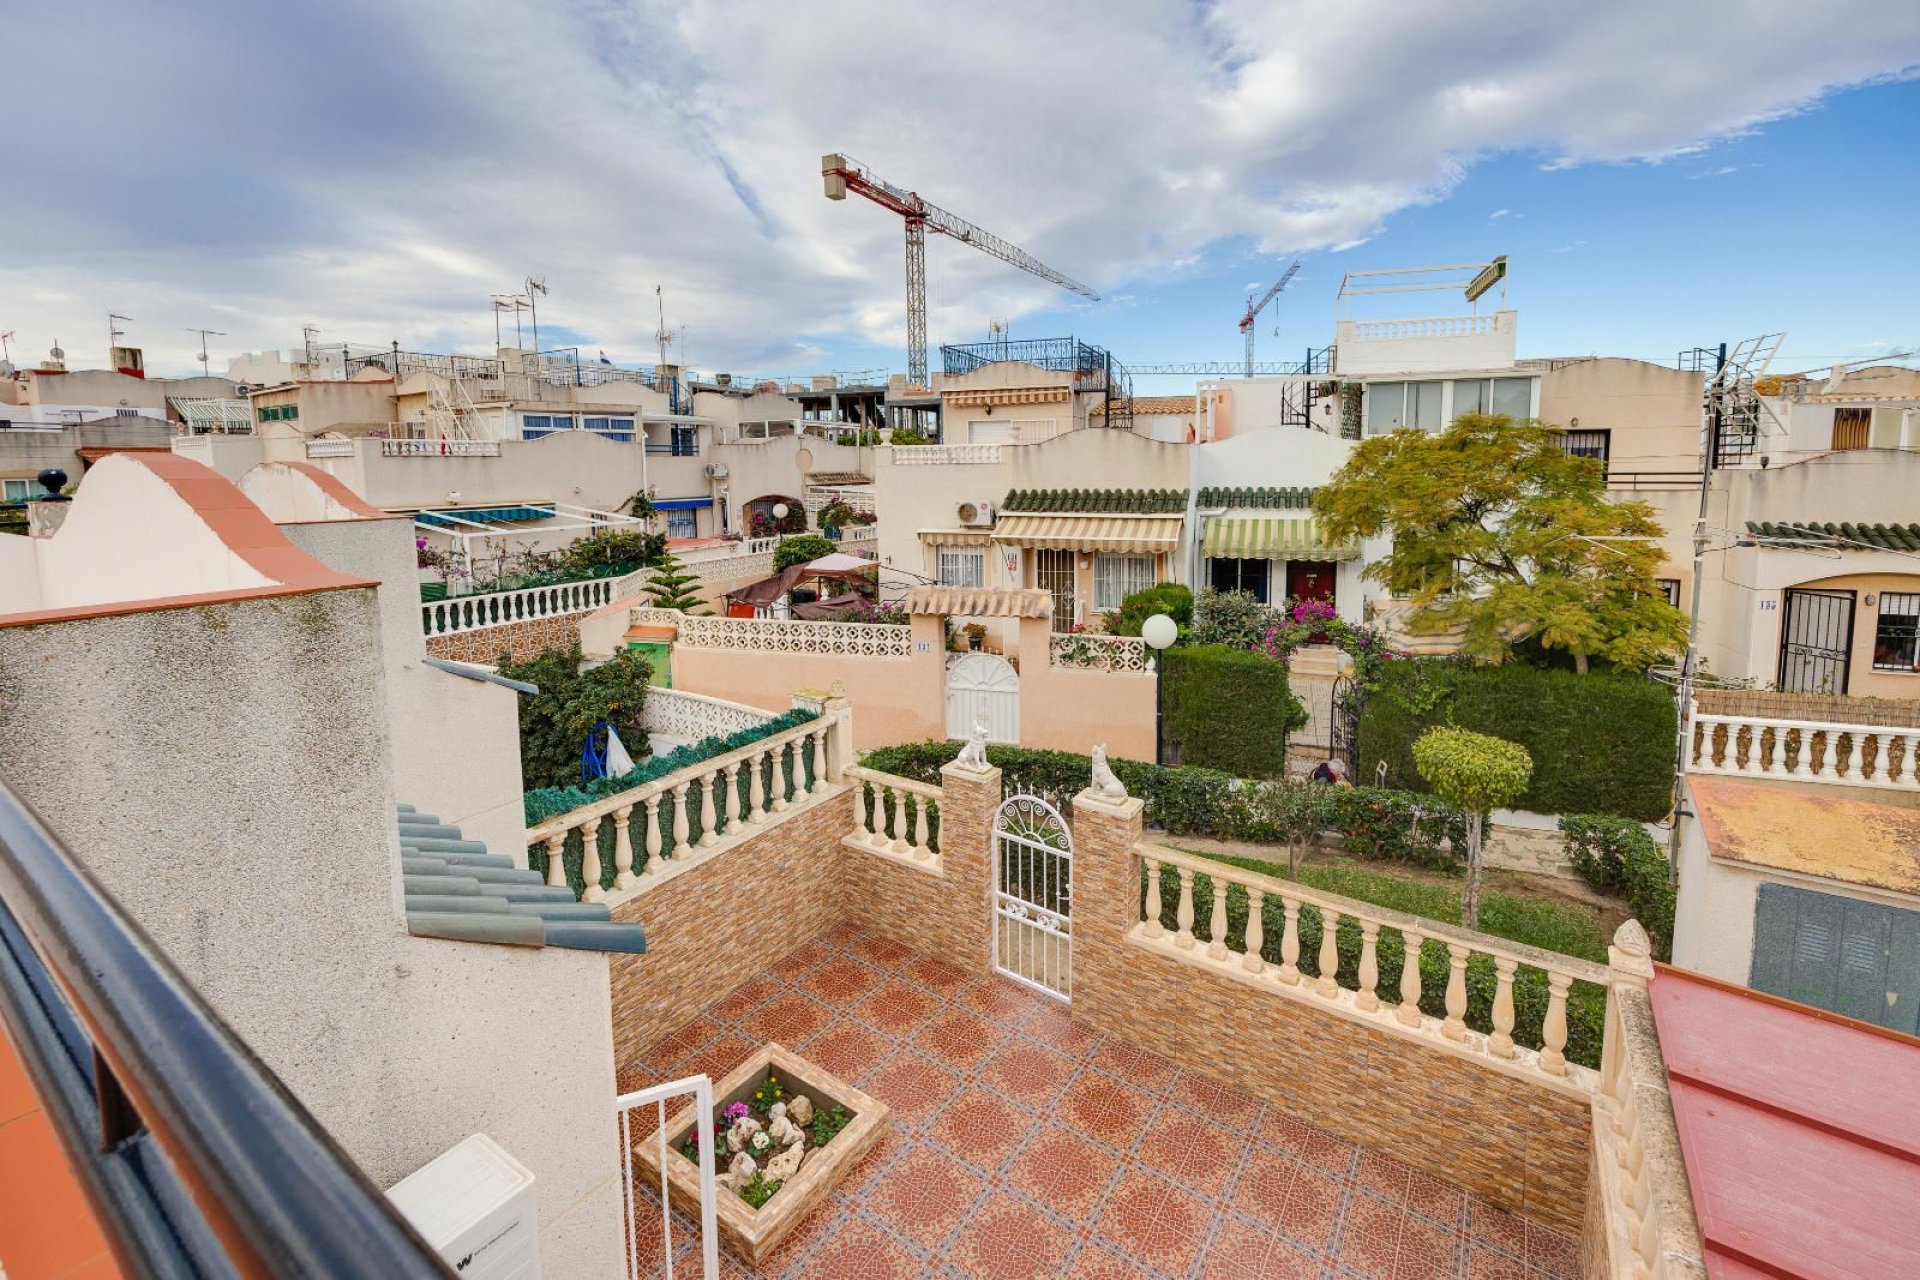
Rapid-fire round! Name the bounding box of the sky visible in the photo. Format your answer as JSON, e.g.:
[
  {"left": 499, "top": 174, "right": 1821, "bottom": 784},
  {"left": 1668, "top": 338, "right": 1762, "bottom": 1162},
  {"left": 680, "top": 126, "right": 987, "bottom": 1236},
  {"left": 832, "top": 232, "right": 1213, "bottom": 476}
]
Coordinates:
[{"left": 4, "top": 1, "right": 1918, "bottom": 385}]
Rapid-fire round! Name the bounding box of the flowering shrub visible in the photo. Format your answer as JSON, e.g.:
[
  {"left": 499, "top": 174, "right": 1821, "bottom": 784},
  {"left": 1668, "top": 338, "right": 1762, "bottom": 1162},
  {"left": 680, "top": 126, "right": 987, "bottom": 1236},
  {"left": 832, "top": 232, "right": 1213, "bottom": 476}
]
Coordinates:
[
  {"left": 842, "top": 597, "right": 908, "bottom": 625},
  {"left": 724, "top": 1101, "right": 751, "bottom": 1124},
  {"left": 750, "top": 1071, "right": 786, "bottom": 1115}
]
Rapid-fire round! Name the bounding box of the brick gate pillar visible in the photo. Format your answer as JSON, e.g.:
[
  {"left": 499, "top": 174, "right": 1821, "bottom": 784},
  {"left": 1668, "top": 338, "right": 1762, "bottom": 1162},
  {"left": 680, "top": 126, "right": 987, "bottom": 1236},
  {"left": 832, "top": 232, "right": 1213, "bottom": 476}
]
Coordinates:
[
  {"left": 1069, "top": 785, "right": 1145, "bottom": 1032},
  {"left": 938, "top": 759, "right": 1003, "bottom": 975}
]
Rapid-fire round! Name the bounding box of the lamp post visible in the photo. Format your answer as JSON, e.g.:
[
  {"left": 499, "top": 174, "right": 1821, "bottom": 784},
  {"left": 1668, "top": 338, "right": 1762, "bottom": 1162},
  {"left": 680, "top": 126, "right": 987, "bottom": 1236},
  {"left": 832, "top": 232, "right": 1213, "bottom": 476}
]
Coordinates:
[{"left": 1143, "top": 613, "right": 1179, "bottom": 766}]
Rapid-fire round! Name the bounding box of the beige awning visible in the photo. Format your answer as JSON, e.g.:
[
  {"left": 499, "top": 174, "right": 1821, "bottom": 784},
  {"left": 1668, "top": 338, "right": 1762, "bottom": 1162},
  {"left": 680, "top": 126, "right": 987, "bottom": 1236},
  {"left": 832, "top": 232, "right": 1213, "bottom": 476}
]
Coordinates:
[
  {"left": 917, "top": 528, "right": 993, "bottom": 547},
  {"left": 946, "top": 387, "right": 1070, "bottom": 408},
  {"left": 1203, "top": 515, "right": 1358, "bottom": 561},
  {"left": 990, "top": 514, "right": 1183, "bottom": 554},
  {"left": 905, "top": 587, "right": 1054, "bottom": 618}
]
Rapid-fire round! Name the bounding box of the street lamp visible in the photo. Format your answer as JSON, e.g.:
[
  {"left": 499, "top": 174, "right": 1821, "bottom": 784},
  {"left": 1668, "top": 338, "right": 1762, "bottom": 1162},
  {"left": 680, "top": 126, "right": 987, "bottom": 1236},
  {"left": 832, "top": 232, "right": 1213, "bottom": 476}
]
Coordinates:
[{"left": 1143, "top": 613, "right": 1179, "bottom": 766}]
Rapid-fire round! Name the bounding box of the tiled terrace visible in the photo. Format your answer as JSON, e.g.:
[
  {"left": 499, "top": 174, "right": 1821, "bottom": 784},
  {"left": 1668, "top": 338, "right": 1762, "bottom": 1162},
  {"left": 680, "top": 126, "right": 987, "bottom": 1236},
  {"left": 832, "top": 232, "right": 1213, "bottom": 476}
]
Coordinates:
[{"left": 620, "top": 921, "right": 1579, "bottom": 1280}]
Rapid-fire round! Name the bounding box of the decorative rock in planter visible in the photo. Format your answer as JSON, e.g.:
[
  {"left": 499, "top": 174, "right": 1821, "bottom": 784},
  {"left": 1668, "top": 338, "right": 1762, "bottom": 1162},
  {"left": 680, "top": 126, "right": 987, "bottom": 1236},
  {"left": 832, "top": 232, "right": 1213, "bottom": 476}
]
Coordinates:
[{"left": 632, "top": 1043, "right": 891, "bottom": 1267}]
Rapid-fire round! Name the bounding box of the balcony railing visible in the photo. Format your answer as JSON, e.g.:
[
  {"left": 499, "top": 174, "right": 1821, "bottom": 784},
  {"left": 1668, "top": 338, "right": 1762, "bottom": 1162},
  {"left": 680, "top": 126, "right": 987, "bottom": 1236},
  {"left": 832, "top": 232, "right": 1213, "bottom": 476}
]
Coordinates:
[
  {"left": 382, "top": 438, "right": 502, "bottom": 458},
  {"left": 0, "top": 781, "right": 454, "bottom": 1276},
  {"left": 422, "top": 578, "right": 617, "bottom": 637},
  {"left": 525, "top": 712, "right": 842, "bottom": 901},
  {"left": 305, "top": 437, "right": 355, "bottom": 458},
  {"left": 891, "top": 444, "right": 1003, "bottom": 466},
  {"left": 639, "top": 608, "right": 912, "bottom": 658},
  {"left": 843, "top": 766, "right": 943, "bottom": 871},
  {"left": 1344, "top": 314, "right": 1506, "bottom": 342},
  {"left": 1688, "top": 700, "right": 1920, "bottom": 790}
]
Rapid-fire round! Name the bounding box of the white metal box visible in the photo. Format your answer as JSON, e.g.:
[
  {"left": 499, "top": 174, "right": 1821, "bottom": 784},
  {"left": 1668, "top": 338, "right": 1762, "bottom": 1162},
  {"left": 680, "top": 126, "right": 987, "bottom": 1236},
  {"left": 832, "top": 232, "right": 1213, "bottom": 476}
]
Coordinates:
[{"left": 387, "top": 1132, "right": 541, "bottom": 1280}]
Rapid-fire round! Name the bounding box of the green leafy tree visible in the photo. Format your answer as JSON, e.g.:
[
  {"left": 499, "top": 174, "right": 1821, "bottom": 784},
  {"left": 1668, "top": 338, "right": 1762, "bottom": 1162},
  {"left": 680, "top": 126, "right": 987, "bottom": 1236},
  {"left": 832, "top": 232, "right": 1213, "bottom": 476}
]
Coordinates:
[
  {"left": 1111, "top": 583, "right": 1194, "bottom": 637},
  {"left": 497, "top": 643, "right": 652, "bottom": 789},
  {"left": 773, "top": 534, "right": 837, "bottom": 572},
  {"left": 1411, "top": 725, "right": 1532, "bottom": 928},
  {"left": 643, "top": 551, "right": 707, "bottom": 612},
  {"left": 1312, "top": 414, "right": 1687, "bottom": 674},
  {"left": 557, "top": 528, "right": 666, "bottom": 577},
  {"left": 1188, "top": 589, "right": 1275, "bottom": 648}
]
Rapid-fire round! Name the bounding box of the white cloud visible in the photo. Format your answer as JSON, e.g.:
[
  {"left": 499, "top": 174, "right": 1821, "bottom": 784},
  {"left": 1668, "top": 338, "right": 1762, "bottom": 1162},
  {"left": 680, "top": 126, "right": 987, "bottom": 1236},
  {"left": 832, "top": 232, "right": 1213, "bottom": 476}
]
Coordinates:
[{"left": 4, "top": 0, "right": 1918, "bottom": 375}]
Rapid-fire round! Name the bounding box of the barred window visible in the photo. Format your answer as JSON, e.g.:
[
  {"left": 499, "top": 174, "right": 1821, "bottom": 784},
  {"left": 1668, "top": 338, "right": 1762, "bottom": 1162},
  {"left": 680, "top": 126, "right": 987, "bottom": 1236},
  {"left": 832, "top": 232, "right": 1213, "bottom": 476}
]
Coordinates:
[
  {"left": 1094, "top": 554, "right": 1156, "bottom": 610},
  {"left": 938, "top": 547, "right": 984, "bottom": 588},
  {"left": 1873, "top": 592, "right": 1920, "bottom": 673}
]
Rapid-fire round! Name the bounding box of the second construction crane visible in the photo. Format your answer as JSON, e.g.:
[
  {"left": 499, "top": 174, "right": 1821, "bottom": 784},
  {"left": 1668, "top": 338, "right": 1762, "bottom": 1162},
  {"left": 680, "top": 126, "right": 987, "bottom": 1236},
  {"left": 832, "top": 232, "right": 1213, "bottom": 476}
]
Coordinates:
[
  {"left": 822, "top": 154, "right": 1099, "bottom": 388},
  {"left": 1239, "top": 259, "right": 1300, "bottom": 378}
]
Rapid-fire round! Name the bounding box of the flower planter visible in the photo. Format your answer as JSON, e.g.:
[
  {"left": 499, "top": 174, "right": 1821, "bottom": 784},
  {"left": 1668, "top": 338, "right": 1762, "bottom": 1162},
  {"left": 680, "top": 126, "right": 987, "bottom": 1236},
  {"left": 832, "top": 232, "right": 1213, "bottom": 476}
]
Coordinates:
[{"left": 630, "top": 1043, "right": 889, "bottom": 1267}]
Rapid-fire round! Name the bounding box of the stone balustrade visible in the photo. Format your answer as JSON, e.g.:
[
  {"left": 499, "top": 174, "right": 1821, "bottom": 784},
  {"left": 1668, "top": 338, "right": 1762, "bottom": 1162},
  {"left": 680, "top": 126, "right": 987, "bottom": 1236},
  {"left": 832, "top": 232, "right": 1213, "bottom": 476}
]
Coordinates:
[
  {"left": 890, "top": 444, "right": 1003, "bottom": 465},
  {"left": 1689, "top": 700, "right": 1919, "bottom": 790},
  {"left": 421, "top": 578, "right": 617, "bottom": 637},
  {"left": 524, "top": 713, "right": 843, "bottom": 903},
  {"left": 842, "top": 766, "right": 942, "bottom": 873},
  {"left": 1132, "top": 844, "right": 1608, "bottom": 1093},
  {"left": 1590, "top": 924, "right": 1707, "bottom": 1279},
  {"left": 380, "top": 437, "right": 502, "bottom": 457},
  {"left": 304, "top": 437, "right": 354, "bottom": 458}
]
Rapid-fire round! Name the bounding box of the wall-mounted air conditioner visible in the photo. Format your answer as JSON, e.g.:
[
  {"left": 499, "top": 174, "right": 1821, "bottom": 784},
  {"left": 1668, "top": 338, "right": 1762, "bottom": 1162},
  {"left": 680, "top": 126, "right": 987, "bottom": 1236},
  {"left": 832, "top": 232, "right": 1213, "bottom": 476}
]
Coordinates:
[
  {"left": 956, "top": 500, "right": 995, "bottom": 527},
  {"left": 387, "top": 1133, "right": 540, "bottom": 1279},
  {"left": 705, "top": 462, "right": 729, "bottom": 479}
]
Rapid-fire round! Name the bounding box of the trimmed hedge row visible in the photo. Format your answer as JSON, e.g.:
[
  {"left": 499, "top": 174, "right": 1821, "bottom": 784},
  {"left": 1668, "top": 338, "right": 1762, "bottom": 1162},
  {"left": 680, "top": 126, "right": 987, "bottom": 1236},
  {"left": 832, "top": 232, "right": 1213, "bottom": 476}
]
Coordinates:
[
  {"left": 857, "top": 742, "right": 1469, "bottom": 869},
  {"left": 1560, "top": 815, "right": 1677, "bottom": 960},
  {"left": 1356, "top": 660, "right": 1676, "bottom": 821},
  {"left": 1161, "top": 645, "right": 1305, "bottom": 779}
]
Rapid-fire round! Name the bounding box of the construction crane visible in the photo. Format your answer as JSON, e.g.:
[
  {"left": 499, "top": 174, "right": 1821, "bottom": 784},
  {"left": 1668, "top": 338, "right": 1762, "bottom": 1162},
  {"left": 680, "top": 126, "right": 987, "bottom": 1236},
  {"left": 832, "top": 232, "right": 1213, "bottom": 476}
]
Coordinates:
[
  {"left": 1238, "top": 259, "right": 1300, "bottom": 378},
  {"left": 822, "top": 153, "right": 1099, "bottom": 388}
]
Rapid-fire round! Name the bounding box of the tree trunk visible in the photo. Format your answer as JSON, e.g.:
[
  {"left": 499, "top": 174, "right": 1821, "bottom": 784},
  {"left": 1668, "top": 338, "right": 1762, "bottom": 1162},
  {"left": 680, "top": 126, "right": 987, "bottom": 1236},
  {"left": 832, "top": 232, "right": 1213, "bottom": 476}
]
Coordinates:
[
  {"left": 1462, "top": 809, "right": 1485, "bottom": 930},
  {"left": 1573, "top": 650, "right": 1590, "bottom": 675}
]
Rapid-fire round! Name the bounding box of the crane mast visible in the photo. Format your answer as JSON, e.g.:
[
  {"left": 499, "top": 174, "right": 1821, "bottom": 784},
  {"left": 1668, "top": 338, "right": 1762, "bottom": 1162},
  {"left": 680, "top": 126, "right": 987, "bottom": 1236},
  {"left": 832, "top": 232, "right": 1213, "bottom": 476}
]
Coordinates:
[
  {"left": 823, "top": 153, "right": 1099, "bottom": 387},
  {"left": 1238, "top": 259, "right": 1301, "bottom": 379}
]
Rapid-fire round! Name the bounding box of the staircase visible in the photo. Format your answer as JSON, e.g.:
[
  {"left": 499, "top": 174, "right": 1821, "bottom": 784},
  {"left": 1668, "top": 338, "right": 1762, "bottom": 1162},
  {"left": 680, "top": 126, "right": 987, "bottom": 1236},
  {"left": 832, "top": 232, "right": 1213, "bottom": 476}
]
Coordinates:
[{"left": 397, "top": 804, "right": 646, "bottom": 954}]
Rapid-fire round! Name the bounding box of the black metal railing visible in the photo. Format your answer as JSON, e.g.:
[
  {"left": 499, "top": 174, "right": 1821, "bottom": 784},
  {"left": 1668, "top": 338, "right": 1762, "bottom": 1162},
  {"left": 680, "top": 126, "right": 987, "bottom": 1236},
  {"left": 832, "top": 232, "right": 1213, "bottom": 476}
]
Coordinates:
[{"left": 0, "top": 782, "right": 456, "bottom": 1279}]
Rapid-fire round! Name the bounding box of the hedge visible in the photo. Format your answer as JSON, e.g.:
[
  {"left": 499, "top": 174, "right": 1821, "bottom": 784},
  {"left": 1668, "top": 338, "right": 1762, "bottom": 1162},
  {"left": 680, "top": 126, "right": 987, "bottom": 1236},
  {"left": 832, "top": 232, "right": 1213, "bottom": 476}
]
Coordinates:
[
  {"left": 1560, "top": 814, "right": 1676, "bottom": 960},
  {"left": 499, "top": 645, "right": 653, "bottom": 791},
  {"left": 1355, "top": 660, "right": 1676, "bottom": 820},
  {"left": 857, "top": 741, "right": 1468, "bottom": 870},
  {"left": 1160, "top": 645, "right": 1305, "bottom": 779}
]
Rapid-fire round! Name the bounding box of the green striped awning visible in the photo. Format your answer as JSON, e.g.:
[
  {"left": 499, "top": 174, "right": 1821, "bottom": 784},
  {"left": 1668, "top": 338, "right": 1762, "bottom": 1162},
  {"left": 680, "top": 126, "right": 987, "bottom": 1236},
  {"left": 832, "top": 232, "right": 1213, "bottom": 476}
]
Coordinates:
[{"left": 1203, "top": 515, "right": 1359, "bottom": 561}]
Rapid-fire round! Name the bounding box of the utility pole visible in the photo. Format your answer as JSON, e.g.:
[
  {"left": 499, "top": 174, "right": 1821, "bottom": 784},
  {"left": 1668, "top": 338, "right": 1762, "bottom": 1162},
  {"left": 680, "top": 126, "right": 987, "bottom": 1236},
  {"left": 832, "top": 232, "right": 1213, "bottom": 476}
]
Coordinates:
[{"left": 1668, "top": 342, "right": 1726, "bottom": 878}]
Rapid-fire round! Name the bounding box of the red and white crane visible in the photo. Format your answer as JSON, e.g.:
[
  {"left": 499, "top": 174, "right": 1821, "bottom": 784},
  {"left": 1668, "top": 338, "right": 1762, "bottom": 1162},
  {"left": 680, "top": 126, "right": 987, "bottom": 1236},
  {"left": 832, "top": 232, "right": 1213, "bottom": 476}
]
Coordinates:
[
  {"left": 1238, "top": 259, "right": 1300, "bottom": 379},
  {"left": 822, "top": 153, "right": 1099, "bottom": 388}
]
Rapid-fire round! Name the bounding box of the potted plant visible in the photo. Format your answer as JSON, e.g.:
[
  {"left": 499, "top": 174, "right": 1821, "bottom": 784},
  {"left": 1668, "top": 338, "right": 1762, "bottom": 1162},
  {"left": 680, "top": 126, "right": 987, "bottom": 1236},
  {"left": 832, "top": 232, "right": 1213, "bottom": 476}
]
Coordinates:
[{"left": 964, "top": 623, "right": 988, "bottom": 651}]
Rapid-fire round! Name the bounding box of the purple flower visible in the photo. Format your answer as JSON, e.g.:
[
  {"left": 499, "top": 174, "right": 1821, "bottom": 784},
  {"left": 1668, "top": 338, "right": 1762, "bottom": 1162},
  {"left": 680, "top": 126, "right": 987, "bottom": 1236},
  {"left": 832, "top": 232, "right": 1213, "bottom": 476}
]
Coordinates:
[{"left": 724, "top": 1102, "right": 751, "bottom": 1123}]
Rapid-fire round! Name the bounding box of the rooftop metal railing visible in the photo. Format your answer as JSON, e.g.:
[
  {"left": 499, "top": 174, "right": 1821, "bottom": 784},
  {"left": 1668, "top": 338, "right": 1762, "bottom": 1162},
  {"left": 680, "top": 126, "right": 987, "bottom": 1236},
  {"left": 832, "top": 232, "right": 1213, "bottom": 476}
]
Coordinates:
[{"left": 0, "top": 780, "right": 455, "bottom": 1278}]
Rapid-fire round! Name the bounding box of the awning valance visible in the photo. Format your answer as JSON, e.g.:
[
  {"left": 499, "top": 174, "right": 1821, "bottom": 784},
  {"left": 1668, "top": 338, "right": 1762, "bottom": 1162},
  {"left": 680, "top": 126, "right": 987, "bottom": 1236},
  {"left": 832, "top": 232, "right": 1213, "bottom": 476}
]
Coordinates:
[
  {"left": 906, "top": 586, "right": 1053, "bottom": 618},
  {"left": 918, "top": 528, "right": 993, "bottom": 547},
  {"left": 1203, "top": 515, "right": 1358, "bottom": 561},
  {"left": 990, "top": 514, "right": 1182, "bottom": 554}
]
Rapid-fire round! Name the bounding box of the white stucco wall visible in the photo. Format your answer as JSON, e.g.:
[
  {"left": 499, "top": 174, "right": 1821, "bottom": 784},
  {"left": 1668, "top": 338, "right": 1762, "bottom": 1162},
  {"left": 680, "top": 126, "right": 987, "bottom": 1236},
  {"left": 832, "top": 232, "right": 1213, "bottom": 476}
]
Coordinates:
[{"left": 0, "top": 591, "right": 624, "bottom": 1277}]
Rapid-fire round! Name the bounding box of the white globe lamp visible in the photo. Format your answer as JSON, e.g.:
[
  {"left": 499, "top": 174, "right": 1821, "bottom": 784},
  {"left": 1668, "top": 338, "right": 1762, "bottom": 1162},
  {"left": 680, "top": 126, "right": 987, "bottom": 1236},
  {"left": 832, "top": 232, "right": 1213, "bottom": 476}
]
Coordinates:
[{"left": 1142, "top": 613, "right": 1179, "bottom": 651}]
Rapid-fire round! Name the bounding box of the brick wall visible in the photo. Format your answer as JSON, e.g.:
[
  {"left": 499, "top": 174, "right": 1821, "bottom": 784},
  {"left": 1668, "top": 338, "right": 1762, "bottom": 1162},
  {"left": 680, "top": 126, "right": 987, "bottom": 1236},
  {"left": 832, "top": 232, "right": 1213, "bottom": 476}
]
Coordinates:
[
  {"left": 843, "top": 764, "right": 1000, "bottom": 977},
  {"left": 1067, "top": 791, "right": 1592, "bottom": 1232},
  {"left": 424, "top": 612, "right": 586, "bottom": 664},
  {"left": 608, "top": 790, "right": 854, "bottom": 1069}
]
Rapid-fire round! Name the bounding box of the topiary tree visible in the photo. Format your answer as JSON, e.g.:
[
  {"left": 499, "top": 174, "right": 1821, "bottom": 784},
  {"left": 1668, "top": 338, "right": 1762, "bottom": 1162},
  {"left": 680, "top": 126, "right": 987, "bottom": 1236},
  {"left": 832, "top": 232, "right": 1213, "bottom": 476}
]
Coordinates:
[
  {"left": 773, "top": 534, "right": 837, "bottom": 572},
  {"left": 644, "top": 551, "right": 706, "bottom": 612},
  {"left": 1411, "top": 725, "right": 1532, "bottom": 928}
]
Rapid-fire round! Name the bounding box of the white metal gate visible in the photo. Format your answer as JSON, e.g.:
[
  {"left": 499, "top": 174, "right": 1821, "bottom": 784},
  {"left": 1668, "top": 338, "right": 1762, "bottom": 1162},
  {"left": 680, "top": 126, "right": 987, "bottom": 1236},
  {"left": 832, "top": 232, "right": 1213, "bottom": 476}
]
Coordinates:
[
  {"left": 992, "top": 794, "right": 1072, "bottom": 1000},
  {"left": 946, "top": 652, "right": 1019, "bottom": 744}
]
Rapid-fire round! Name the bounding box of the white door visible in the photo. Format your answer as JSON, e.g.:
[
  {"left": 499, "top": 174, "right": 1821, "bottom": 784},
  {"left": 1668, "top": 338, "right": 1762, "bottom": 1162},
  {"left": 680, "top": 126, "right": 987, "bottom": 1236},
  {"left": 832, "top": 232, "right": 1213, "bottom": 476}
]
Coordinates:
[
  {"left": 967, "top": 419, "right": 1019, "bottom": 445},
  {"left": 946, "top": 652, "right": 1019, "bottom": 744}
]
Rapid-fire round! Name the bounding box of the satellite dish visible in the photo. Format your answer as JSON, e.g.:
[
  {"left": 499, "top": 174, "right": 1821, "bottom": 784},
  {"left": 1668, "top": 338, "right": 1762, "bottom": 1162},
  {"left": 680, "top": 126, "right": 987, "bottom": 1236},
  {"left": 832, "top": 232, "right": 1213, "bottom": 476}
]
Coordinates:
[
  {"left": 0, "top": 360, "right": 14, "bottom": 377},
  {"left": 49, "top": 345, "right": 65, "bottom": 361}
]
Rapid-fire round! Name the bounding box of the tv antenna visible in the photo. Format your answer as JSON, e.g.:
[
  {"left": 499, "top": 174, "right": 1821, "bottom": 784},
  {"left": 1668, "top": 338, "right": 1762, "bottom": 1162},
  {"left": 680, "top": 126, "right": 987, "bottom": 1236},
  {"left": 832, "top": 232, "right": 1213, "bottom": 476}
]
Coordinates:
[
  {"left": 0, "top": 331, "right": 14, "bottom": 364},
  {"left": 184, "top": 327, "right": 227, "bottom": 377},
  {"left": 654, "top": 285, "right": 675, "bottom": 368},
  {"left": 108, "top": 312, "right": 133, "bottom": 358}
]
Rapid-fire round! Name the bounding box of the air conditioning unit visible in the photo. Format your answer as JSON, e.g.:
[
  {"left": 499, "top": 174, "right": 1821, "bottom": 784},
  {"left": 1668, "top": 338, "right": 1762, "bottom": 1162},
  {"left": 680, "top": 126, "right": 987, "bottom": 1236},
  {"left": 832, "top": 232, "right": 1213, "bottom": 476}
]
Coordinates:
[
  {"left": 956, "top": 500, "right": 995, "bottom": 527},
  {"left": 387, "top": 1133, "right": 540, "bottom": 1280},
  {"left": 705, "top": 462, "right": 729, "bottom": 479}
]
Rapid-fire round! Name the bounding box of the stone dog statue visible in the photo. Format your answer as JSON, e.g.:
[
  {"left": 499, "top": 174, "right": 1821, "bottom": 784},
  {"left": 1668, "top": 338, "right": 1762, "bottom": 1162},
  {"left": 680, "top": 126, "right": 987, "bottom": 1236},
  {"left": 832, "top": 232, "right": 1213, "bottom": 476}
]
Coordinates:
[
  {"left": 955, "top": 714, "right": 992, "bottom": 772},
  {"left": 1090, "top": 744, "right": 1128, "bottom": 800}
]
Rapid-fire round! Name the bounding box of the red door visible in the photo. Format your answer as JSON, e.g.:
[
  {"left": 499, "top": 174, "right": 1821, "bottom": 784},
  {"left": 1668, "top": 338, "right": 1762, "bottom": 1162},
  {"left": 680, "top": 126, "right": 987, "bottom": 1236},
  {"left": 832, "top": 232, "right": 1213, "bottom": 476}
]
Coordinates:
[{"left": 1286, "top": 561, "right": 1337, "bottom": 608}]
